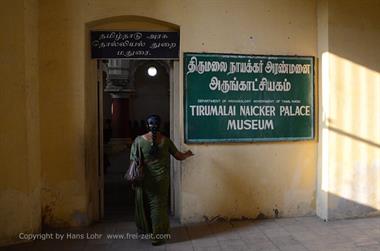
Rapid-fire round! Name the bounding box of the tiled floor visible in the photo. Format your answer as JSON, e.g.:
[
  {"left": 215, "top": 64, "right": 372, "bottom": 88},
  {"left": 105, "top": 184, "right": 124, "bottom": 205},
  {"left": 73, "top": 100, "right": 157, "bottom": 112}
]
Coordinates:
[{"left": 3, "top": 216, "right": 380, "bottom": 251}]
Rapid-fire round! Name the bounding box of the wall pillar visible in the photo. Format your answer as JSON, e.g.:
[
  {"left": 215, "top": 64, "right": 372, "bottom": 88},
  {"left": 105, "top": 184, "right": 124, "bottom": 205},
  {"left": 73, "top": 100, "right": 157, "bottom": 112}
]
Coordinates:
[
  {"left": 316, "top": 0, "right": 329, "bottom": 221},
  {"left": 0, "top": 0, "right": 40, "bottom": 246},
  {"left": 317, "top": 0, "right": 380, "bottom": 220}
]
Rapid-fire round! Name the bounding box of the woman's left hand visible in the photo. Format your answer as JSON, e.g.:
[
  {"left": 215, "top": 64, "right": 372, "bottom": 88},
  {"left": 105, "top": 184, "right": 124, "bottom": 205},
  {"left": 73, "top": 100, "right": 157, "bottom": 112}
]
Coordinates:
[
  {"left": 184, "top": 150, "right": 194, "bottom": 158},
  {"left": 175, "top": 150, "right": 194, "bottom": 160}
]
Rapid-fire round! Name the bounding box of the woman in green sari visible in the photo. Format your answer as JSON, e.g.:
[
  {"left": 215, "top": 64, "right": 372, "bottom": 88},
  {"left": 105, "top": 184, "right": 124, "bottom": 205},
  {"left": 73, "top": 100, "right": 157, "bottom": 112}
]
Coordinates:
[{"left": 130, "top": 114, "right": 193, "bottom": 245}]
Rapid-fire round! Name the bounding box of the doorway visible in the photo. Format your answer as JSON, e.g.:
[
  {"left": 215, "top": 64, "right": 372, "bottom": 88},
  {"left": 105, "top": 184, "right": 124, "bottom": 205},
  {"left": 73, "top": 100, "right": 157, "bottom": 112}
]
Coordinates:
[{"left": 99, "top": 59, "right": 171, "bottom": 220}]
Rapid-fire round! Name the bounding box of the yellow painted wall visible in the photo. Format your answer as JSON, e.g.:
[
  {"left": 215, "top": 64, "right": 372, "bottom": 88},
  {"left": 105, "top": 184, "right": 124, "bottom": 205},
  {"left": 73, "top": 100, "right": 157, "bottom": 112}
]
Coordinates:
[
  {"left": 38, "top": 0, "right": 318, "bottom": 225},
  {"left": 0, "top": 0, "right": 40, "bottom": 246},
  {"left": 317, "top": 0, "right": 380, "bottom": 219},
  {"left": 38, "top": 0, "right": 89, "bottom": 227}
]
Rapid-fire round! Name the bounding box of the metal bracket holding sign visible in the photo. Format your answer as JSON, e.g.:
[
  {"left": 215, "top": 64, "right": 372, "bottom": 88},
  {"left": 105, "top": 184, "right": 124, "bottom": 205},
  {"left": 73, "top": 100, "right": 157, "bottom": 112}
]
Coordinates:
[
  {"left": 91, "top": 31, "right": 179, "bottom": 59},
  {"left": 184, "top": 53, "right": 315, "bottom": 143}
]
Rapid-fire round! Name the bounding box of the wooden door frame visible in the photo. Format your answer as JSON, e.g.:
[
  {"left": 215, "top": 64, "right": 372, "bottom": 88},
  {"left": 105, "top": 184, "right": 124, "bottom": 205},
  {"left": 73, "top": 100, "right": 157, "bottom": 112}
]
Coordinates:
[
  {"left": 94, "top": 59, "right": 181, "bottom": 220},
  {"left": 85, "top": 16, "right": 181, "bottom": 223}
]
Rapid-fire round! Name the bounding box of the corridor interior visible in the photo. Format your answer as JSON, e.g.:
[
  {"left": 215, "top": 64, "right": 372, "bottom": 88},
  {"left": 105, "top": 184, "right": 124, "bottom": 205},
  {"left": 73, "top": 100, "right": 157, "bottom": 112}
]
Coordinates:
[{"left": 101, "top": 59, "right": 170, "bottom": 220}]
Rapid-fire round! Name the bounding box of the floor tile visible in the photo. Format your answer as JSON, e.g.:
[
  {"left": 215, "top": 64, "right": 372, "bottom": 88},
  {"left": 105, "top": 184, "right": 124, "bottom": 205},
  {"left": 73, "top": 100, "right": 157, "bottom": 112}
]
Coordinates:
[{"left": 2, "top": 216, "right": 380, "bottom": 251}]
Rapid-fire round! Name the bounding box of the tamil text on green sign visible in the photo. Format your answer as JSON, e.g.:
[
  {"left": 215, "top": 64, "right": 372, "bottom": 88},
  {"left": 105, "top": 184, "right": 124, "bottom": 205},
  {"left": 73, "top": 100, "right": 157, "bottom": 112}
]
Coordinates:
[{"left": 184, "top": 53, "right": 315, "bottom": 143}]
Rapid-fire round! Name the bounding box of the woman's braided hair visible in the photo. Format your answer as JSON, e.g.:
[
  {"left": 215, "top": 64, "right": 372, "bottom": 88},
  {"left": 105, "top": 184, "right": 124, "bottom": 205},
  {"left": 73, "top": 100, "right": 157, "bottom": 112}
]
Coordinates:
[{"left": 146, "top": 114, "right": 161, "bottom": 156}]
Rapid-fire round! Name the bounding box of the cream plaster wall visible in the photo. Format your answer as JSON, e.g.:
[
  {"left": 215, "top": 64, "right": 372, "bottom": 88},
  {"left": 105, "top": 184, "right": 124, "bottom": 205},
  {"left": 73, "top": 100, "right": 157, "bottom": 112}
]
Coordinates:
[
  {"left": 0, "top": 0, "right": 40, "bottom": 246},
  {"left": 38, "top": 0, "right": 318, "bottom": 225},
  {"left": 317, "top": 0, "right": 380, "bottom": 220},
  {"left": 316, "top": 0, "right": 329, "bottom": 220}
]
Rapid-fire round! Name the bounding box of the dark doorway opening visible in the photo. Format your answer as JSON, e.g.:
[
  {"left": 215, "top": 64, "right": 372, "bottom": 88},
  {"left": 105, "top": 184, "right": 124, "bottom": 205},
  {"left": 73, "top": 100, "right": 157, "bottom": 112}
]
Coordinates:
[{"left": 100, "top": 59, "right": 170, "bottom": 220}]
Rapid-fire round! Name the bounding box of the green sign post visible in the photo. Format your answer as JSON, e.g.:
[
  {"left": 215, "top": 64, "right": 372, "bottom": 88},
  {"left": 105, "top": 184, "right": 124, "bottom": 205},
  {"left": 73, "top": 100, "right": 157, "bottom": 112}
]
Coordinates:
[{"left": 184, "top": 53, "right": 314, "bottom": 143}]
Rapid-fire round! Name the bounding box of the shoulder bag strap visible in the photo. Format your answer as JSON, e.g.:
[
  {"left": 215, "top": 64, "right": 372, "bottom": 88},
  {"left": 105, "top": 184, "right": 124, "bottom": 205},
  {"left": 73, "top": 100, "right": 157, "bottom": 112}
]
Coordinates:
[{"left": 137, "top": 136, "right": 143, "bottom": 162}]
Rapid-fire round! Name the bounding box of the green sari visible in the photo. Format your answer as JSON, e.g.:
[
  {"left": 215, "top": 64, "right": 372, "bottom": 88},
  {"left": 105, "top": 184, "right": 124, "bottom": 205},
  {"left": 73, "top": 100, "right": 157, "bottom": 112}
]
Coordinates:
[{"left": 130, "top": 135, "right": 178, "bottom": 243}]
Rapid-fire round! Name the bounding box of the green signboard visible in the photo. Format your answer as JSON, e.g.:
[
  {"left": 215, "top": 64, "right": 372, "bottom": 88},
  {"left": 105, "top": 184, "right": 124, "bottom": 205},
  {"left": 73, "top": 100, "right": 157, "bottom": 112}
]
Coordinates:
[{"left": 184, "top": 53, "right": 314, "bottom": 143}]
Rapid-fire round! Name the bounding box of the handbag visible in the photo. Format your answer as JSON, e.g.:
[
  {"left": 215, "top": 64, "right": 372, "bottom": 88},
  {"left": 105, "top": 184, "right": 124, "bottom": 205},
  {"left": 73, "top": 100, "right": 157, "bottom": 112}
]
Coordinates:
[{"left": 124, "top": 137, "right": 144, "bottom": 183}]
